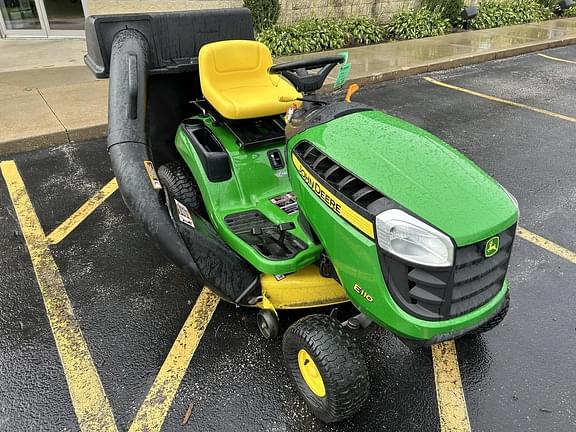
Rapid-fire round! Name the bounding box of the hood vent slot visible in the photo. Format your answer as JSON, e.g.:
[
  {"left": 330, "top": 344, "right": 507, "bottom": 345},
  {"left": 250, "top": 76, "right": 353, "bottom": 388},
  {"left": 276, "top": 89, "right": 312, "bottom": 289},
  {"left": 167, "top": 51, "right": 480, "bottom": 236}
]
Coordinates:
[{"left": 294, "top": 141, "right": 385, "bottom": 214}]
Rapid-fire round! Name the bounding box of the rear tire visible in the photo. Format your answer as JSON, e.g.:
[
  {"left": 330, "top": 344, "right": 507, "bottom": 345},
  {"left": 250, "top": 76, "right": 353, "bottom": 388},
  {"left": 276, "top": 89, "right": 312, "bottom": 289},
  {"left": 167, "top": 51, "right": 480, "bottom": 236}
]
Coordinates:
[
  {"left": 157, "top": 160, "right": 259, "bottom": 302},
  {"left": 282, "top": 314, "right": 369, "bottom": 423},
  {"left": 470, "top": 291, "right": 510, "bottom": 335},
  {"left": 157, "top": 161, "right": 204, "bottom": 215}
]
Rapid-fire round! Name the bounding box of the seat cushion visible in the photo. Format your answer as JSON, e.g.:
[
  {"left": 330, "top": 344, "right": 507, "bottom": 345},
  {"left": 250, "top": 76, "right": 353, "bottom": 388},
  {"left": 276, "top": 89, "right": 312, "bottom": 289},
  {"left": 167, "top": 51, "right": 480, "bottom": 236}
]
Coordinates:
[
  {"left": 209, "top": 78, "right": 300, "bottom": 120},
  {"left": 199, "top": 40, "right": 301, "bottom": 120}
]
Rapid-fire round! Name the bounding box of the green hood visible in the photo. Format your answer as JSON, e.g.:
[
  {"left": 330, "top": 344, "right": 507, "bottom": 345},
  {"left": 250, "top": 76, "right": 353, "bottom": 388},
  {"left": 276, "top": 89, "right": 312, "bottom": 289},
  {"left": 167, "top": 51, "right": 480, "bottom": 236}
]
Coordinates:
[{"left": 294, "top": 110, "right": 518, "bottom": 246}]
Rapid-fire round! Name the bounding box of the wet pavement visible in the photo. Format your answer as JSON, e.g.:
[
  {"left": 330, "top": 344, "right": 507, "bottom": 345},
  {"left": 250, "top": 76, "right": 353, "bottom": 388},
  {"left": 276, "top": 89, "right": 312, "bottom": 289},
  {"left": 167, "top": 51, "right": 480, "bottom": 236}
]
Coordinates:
[{"left": 1, "top": 45, "right": 576, "bottom": 431}]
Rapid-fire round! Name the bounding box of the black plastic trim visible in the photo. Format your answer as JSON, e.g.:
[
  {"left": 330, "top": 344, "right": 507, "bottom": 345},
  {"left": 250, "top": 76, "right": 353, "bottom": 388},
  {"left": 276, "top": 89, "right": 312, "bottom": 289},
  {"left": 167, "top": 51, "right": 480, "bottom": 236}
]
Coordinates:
[
  {"left": 379, "top": 224, "right": 516, "bottom": 321},
  {"left": 84, "top": 9, "right": 254, "bottom": 78},
  {"left": 181, "top": 120, "right": 231, "bottom": 182},
  {"left": 293, "top": 141, "right": 394, "bottom": 222},
  {"left": 225, "top": 210, "right": 307, "bottom": 260},
  {"left": 106, "top": 28, "right": 202, "bottom": 278},
  {"left": 297, "top": 213, "right": 320, "bottom": 244},
  {"left": 223, "top": 116, "right": 285, "bottom": 148},
  {"left": 398, "top": 289, "right": 508, "bottom": 347},
  {"left": 98, "top": 16, "right": 259, "bottom": 305},
  {"left": 267, "top": 149, "right": 285, "bottom": 170},
  {"left": 286, "top": 101, "right": 372, "bottom": 139}
]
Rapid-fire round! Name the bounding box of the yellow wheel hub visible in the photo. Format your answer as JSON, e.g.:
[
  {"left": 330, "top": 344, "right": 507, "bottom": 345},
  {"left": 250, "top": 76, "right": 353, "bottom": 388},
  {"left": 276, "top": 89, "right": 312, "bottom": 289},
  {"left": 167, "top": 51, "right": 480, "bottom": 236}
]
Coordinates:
[{"left": 297, "top": 349, "right": 326, "bottom": 397}]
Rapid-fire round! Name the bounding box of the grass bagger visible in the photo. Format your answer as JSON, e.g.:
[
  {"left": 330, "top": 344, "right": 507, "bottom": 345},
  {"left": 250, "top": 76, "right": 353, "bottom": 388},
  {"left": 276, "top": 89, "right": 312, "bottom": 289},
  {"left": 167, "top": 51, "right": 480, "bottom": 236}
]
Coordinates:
[{"left": 85, "top": 8, "right": 518, "bottom": 423}]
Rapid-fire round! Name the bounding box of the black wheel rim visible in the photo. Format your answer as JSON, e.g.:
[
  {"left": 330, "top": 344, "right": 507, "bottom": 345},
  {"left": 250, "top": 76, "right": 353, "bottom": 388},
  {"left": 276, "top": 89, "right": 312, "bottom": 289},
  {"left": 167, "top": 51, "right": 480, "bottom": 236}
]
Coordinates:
[{"left": 257, "top": 313, "right": 271, "bottom": 338}]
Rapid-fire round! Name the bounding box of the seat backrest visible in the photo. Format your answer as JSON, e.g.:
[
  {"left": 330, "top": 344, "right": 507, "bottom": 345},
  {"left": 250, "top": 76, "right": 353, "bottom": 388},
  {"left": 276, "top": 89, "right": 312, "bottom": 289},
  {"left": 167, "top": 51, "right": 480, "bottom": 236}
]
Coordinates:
[{"left": 199, "top": 40, "right": 273, "bottom": 92}]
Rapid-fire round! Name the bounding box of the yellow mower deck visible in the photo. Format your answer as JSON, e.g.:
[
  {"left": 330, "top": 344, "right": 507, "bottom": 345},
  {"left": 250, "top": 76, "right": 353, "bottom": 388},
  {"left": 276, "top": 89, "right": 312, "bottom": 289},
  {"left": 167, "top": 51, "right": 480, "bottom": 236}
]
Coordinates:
[{"left": 257, "top": 265, "right": 348, "bottom": 312}]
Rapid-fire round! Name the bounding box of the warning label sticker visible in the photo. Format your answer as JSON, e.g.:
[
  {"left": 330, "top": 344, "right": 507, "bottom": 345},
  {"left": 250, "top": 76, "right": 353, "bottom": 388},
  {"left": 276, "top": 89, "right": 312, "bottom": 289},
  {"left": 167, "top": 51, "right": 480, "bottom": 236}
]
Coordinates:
[
  {"left": 270, "top": 192, "right": 298, "bottom": 215},
  {"left": 175, "top": 199, "right": 195, "bottom": 228},
  {"left": 143, "top": 160, "right": 162, "bottom": 190}
]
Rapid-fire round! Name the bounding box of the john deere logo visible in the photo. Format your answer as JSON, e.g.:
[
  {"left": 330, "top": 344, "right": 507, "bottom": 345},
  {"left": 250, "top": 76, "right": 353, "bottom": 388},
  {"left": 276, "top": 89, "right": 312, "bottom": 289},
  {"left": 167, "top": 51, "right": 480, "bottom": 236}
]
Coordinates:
[{"left": 485, "top": 236, "right": 500, "bottom": 258}]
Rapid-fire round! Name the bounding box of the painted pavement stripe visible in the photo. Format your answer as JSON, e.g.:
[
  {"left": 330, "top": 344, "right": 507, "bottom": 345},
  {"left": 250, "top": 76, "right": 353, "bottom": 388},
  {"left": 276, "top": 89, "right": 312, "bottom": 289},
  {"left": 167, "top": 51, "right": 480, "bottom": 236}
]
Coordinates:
[
  {"left": 429, "top": 225, "right": 576, "bottom": 432},
  {"left": 0, "top": 160, "right": 118, "bottom": 432},
  {"left": 432, "top": 341, "right": 472, "bottom": 432},
  {"left": 537, "top": 53, "right": 576, "bottom": 65},
  {"left": 517, "top": 226, "right": 576, "bottom": 264},
  {"left": 46, "top": 178, "right": 118, "bottom": 245},
  {"left": 423, "top": 77, "right": 576, "bottom": 124},
  {"left": 128, "top": 288, "right": 220, "bottom": 432},
  {"left": 16, "top": 157, "right": 576, "bottom": 432}
]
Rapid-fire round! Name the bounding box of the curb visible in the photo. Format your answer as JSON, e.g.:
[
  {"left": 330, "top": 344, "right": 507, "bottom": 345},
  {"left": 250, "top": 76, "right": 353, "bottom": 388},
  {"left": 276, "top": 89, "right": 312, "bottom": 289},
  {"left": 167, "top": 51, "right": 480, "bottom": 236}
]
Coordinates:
[
  {"left": 2, "top": 36, "right": 576, "bottom": 156},
  {"left": 0, "top": 124, "right": 107, "bottom": 157},
  {"left": 324, "top": 36, "right": 576, "bottom": 91}
]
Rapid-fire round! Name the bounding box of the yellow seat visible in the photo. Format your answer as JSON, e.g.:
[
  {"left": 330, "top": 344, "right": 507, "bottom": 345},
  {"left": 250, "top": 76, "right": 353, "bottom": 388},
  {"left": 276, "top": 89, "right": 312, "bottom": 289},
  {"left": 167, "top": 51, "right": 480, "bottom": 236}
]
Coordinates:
[{"left": 199, "top": 40, "right": 301, "bottom": 120}]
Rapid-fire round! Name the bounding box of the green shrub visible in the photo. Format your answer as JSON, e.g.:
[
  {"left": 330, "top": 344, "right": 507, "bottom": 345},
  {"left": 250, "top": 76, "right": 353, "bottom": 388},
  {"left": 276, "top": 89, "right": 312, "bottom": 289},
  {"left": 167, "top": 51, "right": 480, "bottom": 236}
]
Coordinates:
[
  {"left": 243, "top": 0, "right": 281, "bottom": 33},
  {"left": 258, "top": 18, "right": 346, "bottom": 56},
  {"left": 295, "top": 18, "right": 348, "bottom": 51},
  {"left": 421, "top": 0, "right": 465, "bottom": 24},
  {"left": 471, "top": 0, "right": 553, "bottom": 30},
  {"left": 340, "top": 17, "right": 387, "bottom": 45},
  {"left": 257, "top": 17, "right": 386, "bottom": 56},
  {"left": 536, "top": 0, "right": 558, "bottom": 10},
  {"left": 563, "top": 5, "right": 576, "bottom": 16},
  {"left": 258, "top": 25, "right": 310, "bottom": 56},
  {"left": 384, "top": 8, "right": 452, "bottom": 41}
]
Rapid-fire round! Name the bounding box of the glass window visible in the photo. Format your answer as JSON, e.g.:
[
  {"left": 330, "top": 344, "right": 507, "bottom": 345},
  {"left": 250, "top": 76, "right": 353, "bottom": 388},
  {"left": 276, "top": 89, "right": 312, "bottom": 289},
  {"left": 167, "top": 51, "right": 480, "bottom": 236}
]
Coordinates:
[
  {"left": 43, "top": 0, "right": 84, "bottom": 31},
  {"left": 0, "top": 0, "right": 41, "bottom": 30}
]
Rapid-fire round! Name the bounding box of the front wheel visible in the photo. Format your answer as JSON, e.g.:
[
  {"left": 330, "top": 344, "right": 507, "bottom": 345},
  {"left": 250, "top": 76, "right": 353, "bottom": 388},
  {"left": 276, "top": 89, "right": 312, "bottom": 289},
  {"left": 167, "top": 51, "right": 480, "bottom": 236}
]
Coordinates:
[
  {"left": 282, "top": 314, "right": 369, "bottom": 423},
  {"left": 257, "top": 310, "right": 279, "bottom": 339},
  {"left": 470, "top": 291, "right": 510, "bottom": 335}
]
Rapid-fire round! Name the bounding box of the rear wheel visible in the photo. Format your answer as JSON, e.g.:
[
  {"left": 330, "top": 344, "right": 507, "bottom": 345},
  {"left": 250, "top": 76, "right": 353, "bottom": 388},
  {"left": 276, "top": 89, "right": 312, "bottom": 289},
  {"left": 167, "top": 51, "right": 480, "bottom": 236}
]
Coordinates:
[
  {"left": 470, "top": 291, "right": 510, "bottom": 335},
  {"left": 282, "top": 314, "right": 369, "bottom": 423},
  {"left": 157, "top": 161, "right": 205, "bottom": 215}
]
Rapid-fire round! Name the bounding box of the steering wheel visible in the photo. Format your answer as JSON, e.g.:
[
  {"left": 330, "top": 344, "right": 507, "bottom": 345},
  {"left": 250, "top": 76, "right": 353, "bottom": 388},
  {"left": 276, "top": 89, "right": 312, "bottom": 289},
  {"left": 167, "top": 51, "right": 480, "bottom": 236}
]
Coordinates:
[{"left": 269, "top": 55, "right": 345, "bottom": 94}]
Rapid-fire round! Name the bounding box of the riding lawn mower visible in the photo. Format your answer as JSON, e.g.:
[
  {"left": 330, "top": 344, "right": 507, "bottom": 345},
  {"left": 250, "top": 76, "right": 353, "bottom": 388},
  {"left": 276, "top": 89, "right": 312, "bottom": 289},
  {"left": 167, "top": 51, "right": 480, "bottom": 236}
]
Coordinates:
[{"left": 84, "top": 8, "right": 518, "bottom": 422}]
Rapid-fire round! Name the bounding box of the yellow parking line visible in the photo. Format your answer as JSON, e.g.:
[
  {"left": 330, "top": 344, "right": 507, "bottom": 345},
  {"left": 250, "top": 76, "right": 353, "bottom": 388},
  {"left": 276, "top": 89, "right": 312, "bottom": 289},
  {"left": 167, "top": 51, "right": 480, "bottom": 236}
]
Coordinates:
[
  {"left": 430, "top": 227, "right": 576, "bottom": 432},
  {"left": 47, "top": 178, "right": 118, "bottom": 245},
  {"left": 423, "top": 77, "right": 576, "bottom": 123},
  {"left": 0, "top": 160, "right": 117, "bottom": 432},
  {"left": 432, "top": 341, "right": 471, "bottom": 432},
  {"left": 517, "top": 226, "right": 576, "bottom": 264},
  {"left": 537, "top": 53, "right": 576, "bottom": 65},
  {"left": 128, "top": 288, "right": 220, "bottom": 432}
]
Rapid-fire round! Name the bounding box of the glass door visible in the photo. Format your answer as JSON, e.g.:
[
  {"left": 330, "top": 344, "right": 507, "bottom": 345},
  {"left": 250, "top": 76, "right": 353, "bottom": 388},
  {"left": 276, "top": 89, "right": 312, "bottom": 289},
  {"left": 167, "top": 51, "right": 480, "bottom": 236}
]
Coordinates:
[
  {"left": 40, "top": 0, "right": 85, "bottom": 36},
  {"left": 0, "top": 0, "right": 85, "bottom": 37},
  {"left": 0, "top": 0, "right": 46, "bottom": 36}
]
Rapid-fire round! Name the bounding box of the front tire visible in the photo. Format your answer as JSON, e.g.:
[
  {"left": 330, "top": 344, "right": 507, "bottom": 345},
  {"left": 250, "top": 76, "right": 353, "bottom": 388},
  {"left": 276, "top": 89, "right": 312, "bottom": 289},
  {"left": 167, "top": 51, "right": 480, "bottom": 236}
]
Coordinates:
[
  {"left": 257, "top": 310, "right": 279, "bottom": 339},
  {"left": 282, "top": 314, "right": 369, "bottom": 423},
  {"left": 470, "top": 291, "right": 510, "bottom": 335}
]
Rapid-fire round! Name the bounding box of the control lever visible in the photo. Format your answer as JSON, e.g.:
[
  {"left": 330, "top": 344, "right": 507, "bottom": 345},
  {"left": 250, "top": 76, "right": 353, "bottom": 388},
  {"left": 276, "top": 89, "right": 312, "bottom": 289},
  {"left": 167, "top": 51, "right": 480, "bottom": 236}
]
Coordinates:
[
  {"left": 251, "top": 222, "right": 294, "bottom": 236},
  {"left": 276, "top": 222, "right": 295, "bottom": 247},
  {"left": 278, "top": 96, "right": 327, "bottom": 105},
  {"left": 250, "top": 223, "right": 295, "bottom": 248}
]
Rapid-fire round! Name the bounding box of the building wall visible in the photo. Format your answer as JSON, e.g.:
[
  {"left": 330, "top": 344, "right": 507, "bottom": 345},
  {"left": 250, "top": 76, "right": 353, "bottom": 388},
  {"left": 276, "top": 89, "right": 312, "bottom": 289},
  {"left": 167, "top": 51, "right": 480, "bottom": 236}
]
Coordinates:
[
  {"left": 279, "top": 0, "right": 480, "bottom": 23},
  {"left": 86, "top": 0, "right": 478, "bottom": 22},
  {"left": 85, "top": 0, "right": 242, "bottom": 15},
  {"left": 86, "top": 0, "right": 422, "bottom": 21},
  {"left": 279, "top": 0, "right": 420, "bottom": 23}
]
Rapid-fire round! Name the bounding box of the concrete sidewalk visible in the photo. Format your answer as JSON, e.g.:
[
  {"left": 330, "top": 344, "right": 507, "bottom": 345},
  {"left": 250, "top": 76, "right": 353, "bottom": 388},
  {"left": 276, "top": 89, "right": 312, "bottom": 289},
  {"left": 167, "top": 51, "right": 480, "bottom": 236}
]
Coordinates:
[
  {"left": 0, "top": 39, "right": 106, "bottom": 154},
  {"left": 2, "top": 17, "right": 576, "bottom": 154}
]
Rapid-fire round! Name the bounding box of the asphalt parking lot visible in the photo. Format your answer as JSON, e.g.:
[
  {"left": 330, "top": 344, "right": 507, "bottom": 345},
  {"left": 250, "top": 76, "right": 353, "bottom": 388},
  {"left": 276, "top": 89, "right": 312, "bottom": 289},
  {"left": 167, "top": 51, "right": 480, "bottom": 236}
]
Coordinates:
[{"left": 1, "top": 44, "right": 576, "bottom": 432}]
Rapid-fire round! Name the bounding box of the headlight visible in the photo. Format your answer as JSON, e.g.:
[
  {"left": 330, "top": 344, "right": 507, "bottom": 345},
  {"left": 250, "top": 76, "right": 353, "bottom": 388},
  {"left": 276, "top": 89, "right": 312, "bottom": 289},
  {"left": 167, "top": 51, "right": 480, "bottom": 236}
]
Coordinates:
[{"left": 375, "top": 209, "right": 454, "bottom": 267}]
